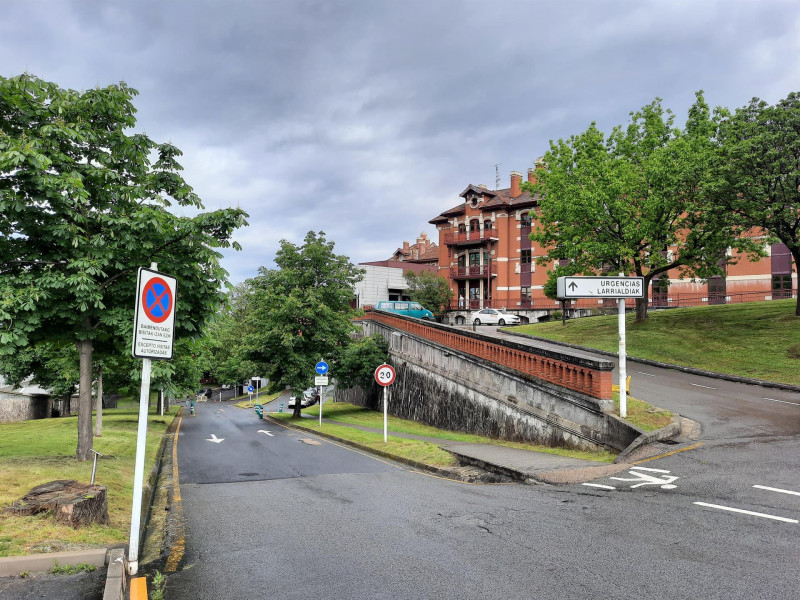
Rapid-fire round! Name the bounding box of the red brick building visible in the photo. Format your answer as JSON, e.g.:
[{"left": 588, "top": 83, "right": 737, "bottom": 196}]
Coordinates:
[{"left": 429, "top": 167, "right": 797, "bottom": 322}]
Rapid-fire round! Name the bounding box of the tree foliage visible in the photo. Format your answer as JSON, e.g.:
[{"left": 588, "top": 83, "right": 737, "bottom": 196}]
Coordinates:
[
  {"left": 246, "top": 232, "right": 363, "bottom": 417},
  {"left": 0, "top": 74, "right": 247, "bottom": 459},
  {"left": 334, "top": 334, "right": 388, "bottom": 391},
  {"left": 525, "top": 93, "right": 761, "bottom": 322},
  {"left": 714, "top": 92, "right": 800, "bottom": 315},
  {"left": 402, "top": 270, "right": 454, "bottom": 313}
]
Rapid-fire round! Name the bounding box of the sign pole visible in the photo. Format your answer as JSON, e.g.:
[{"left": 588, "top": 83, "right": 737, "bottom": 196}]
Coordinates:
[
  {"left": 383, "top": 386, "right": 388, "bottom": 443},
  {"left": 319, "top": 385, "right": 323, "bottom": 427},
  {"left": 618, "top": 272, "right": 627, "bottom": 418},
  {"left": 374, "top": 363, "right": 395, "bottom": 443}
]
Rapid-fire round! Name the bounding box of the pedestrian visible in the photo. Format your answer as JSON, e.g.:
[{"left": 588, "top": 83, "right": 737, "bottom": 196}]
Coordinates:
[
  {"left": 205, "top": 387, "right": 213, "bottom": 402},
  {"left": 458, "top": 294, "right": 465, "bottom": 309}
]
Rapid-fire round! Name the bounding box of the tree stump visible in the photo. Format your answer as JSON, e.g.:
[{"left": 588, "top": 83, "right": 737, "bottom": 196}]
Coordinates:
[{"left": 4, "top": 480, "right": 109, "bottom": 527}]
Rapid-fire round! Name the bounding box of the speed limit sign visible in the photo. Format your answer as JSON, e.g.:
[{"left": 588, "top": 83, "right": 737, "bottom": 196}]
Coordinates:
[{"left": 374, "top": 364, "right": 396, "bottom": 387}]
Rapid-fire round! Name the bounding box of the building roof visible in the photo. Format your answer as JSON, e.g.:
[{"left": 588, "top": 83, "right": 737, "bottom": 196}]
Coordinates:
[
  {"left": 429, "top": 186, "right": 540, "bottom": 224},
  {"left": 359, "top": 260, "right": 438, "bottom": 274}
]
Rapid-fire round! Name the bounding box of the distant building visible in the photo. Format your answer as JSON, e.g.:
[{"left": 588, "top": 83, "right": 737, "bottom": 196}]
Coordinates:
[
  {"left": 387, "top": 232, "right": 438, "bottom": 264},
  {"left": 354, "top": 260, "right": 437, "bottom": 309},
  {"left": 428, "top": 165, "right": 797, "bottom": 321}
]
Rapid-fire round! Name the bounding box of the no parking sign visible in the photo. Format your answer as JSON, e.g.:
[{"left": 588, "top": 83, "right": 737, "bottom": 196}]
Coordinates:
[{"left": 132, "top": 267, "right": 177, "bottom": 359}]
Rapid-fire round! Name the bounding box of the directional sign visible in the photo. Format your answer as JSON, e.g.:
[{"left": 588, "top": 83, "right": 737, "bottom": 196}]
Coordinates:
[
  {"left": 206, "top": 433, "right": 225, "bottom": 443},
  {"left": 374, "top": 364, "right": 396, "bottom": 387},
  {"left": 557, "top": 276, "right": 644, "bottom": 299},
  {"left": 248, "top": 385, "right": 254, "bottom": 393},
  {"left": 132, "top": 267, "right": 177, "bottom": 359},
  {"left": 315, "top": 361, "right": 329, "bottom": 375}
]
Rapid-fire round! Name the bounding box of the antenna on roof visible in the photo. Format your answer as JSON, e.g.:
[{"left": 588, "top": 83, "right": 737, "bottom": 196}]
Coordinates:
[{"left": 495, "top": 164, "right": 500, "bottom": 190}]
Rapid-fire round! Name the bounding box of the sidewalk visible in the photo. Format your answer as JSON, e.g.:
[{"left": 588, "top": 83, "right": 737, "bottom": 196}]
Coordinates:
[{"left": 291, "top": 414, "right": 639, "bottom": 484}]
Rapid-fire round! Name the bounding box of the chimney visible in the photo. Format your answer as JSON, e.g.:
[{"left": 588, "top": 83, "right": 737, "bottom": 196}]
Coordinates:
[
  {"left": 510, "top": 171, "right": 522, "bottom": 198},
  {"left": 527, "top": 168, "right": 536, "bottom": 183},
  {"left": 402, "top": 241, "right": 409, "bottom": 254}
]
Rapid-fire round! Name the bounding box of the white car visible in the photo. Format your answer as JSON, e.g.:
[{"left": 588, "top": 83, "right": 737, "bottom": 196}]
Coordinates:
[
  {"left": 470, "top": 308, "right": 520, "bottom": 326},
  {"left": 288, "top": 388, "right": 319, "bottom": 409}
]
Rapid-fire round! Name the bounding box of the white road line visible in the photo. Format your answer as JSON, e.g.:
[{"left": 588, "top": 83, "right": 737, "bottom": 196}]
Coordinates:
[
  {"left": 753, "top": 485, "right": 800, "bottom": 497},
  {"left": 636, "top": 371, "right": 656, "bottom": 377},
  {"left": 763, "top": 397, "right": 800, "bottom": 407},
  {"left": 630, "top": 466, "right": 671, "bottom": 473},
  {"left": 693, "top": 502, "right": 799, "bottom": 523},
  {"left": 690, "top": 383, "right": 716, "bottom": 390},
  {"left": 582, "top": 483, "right": 616, "bottom": 490}
]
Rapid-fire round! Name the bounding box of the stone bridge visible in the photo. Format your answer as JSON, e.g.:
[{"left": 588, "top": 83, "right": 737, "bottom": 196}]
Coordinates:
[{"left": 344, "top": 310, "right": 640, "bottom": 452}]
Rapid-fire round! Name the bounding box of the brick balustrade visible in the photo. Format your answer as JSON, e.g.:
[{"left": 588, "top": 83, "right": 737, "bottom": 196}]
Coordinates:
[{"left": 360, "top": 311, "right": 613, "bottom": 400}]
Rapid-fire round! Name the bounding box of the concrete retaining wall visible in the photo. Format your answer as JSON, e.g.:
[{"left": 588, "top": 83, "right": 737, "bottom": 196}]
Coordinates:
[
  {"left": 355, "top": 319, "right": 640, "bottom": 452},
  {"left": 0, "top": 392, "right": 51, "bottom": 423}
]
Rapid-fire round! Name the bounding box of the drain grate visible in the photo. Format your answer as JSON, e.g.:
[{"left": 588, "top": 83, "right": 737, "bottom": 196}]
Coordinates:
[{"left": 238, "top": 472, "right": 258, "bottom": 476}]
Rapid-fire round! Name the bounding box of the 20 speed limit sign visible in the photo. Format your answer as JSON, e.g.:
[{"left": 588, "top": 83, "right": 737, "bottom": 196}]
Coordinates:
[{"left": 374, "top": 364, "right": 396, "bottom": 386}]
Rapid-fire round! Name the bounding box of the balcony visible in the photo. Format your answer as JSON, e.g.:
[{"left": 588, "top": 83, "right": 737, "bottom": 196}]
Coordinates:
[
  {"left": 450, "top": 265, "right": 496, "bottom": 279},
  {"left": 443, "top": 227, "right": 499, "bottom": 246}
]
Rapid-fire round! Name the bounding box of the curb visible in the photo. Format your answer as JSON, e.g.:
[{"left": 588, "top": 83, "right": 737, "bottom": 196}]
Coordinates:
[
  {"left": 263, "top": 415, "right": 503, "bottom": 483},
  {"left": 614, "top": 415, "right": 682, "bottom": 464},
  {"left": 503, "top": 330, "right": 800, "bottom": 393},
  {"left": 0, "top": 547, "right": 117, "bottom": 578}
]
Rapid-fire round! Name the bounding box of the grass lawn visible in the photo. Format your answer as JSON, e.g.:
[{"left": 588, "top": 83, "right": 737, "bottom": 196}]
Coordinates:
[
  {"left": 0, "top": 405, "right": 177, "bottom": 557},
  {"left": 272, "top": 402, "right": 618, "bottom": 464},
  {"left": 512, "top": 299, "right": 800, "bottom": 386}
]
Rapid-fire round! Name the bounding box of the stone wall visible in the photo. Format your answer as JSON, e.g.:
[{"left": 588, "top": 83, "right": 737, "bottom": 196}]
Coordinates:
[
  {"left": 0, "top": 392, "right": 51, "bottom": 423},
  {"left": 354, "top": 318, "right": 639, "bottom": 452}
]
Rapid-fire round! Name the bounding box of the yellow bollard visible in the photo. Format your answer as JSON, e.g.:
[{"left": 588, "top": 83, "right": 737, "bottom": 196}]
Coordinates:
[
  {"left": 130, "top": 576, "right": 148, "bottom": 600},
  {"left": 612, "top": 374, "right": 632, "bottom": 393}
]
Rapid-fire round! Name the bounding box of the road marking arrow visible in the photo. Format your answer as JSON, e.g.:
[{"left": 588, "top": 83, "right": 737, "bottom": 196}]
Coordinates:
[
  {"left": 206, "top": 433, "right": 225, "bottom": 443},
  {"left": 257, "top": 430, "right": 274, "bottom": 437}
]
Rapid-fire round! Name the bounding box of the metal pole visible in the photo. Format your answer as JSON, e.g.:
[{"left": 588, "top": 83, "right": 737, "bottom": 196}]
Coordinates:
[
  {"left": 90, "top": 449, "right": 104, "bottom": 485},
  {"left": 128, "top": 356, "right": 151, "bottom": 575},
  {"left": 618, "top": 287, "right": 627, "bottom": 419},
  {"left": 383, "top": 386, "right": 388, "bottom": 443},
  {"left": 319, "top": 385, "right": 322, "bottom": 427}
]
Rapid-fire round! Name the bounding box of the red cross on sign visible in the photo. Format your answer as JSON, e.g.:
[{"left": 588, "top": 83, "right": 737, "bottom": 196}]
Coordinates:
[{"left": 132, "top": 267, "right": 177, "bottom": 360}]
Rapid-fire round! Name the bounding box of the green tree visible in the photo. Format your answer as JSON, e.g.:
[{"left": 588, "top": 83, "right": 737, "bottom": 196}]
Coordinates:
[
  {"left": 206, "top": 281, "right": 263, "bottom": 388},
  {"left": 334, "top": 334, "right": 389, "bottom": 391},
  {"left": 403, "top": 270, "right": 454, "bottom": 313},
  {"left": 0, "top": 74, "right": 247, "bottom": 459},
  {"left": 525, "top": 93, "right": 760, "bottom": 322},
  {"left": 714, "top": 92, "right": 800, "bottom": 316},
  {"left": 246, "top": 232, "right": 363, "bottom": 418}
]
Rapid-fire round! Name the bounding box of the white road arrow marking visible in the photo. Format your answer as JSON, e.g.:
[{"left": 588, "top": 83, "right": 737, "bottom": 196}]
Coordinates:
[
  {"left": 206, "top": 433, "right": 225, "bottom": 443},
  {"left": 257, "top": 430, "right": 274, "bottom": 436}
]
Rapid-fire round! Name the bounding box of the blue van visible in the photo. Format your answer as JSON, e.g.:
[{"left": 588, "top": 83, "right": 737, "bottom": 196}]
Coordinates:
[{"left": 375, "top": 301, "right": 434, "bottom": 320}]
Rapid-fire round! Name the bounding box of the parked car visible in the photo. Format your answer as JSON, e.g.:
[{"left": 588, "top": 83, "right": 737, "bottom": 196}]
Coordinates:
[
  {"left": 375, "top": 300, "right": 434, "bottom": 320},
  {"left": 470, "top": 308, "right": 520, "bottom": 326},
  {"left": 288, "top": 387, "right": 319, "bottom": 409}
]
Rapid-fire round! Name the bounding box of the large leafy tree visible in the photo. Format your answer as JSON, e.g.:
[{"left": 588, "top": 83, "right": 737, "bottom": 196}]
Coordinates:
[
  {"left": 714, "top": 92, "right": 800, "bottom": 316},
  {"left": 0, "top": 74, "right": 247, "bottom": 459},
  {"left": 525, "top": 93, "right": 760, "bottom": 322},
  {"left": 206, "top": 281, "right": 264, "bottom": 388},
  {"left": 402, "top": 270, "right": 454, "bottom": 313},
  {"left": 246, "top": 232, "right": 363, "bottom": 417}
]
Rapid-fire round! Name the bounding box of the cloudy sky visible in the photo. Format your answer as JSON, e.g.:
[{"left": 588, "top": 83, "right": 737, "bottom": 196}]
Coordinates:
[{"left": 3, "top": 1, "right": 799, "bottom": 284}]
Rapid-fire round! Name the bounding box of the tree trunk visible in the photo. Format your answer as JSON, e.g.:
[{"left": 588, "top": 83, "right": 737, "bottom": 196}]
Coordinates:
[
  {"left": 792, "top": 248, "right": 800, "bottom": 317},
  {"left": 76, "top": 337, "right": 94, "bottom": 461},
  {"left": 635, "top": 276, "right": 652, "bottom": 323},
  {"left": 94, "top": 366, "right": 103, "bottom": 437},
  {"left": 292, "top": 389, "right": 302, "bottom": 418}
]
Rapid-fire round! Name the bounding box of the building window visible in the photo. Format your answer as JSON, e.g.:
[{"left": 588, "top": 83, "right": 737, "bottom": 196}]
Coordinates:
[
  {"left": 521, "top": 249, "right": 531, "bottom": 264},
  {"left": 521, "top": 286, "right": 531, "bottom": 299},
  {"left": 470, "top": 220, "right": 479, "bottom": 233},
  {"left": 469, "top": 252, "right": 481, "bottom": 266},
  {"left": 520, "top": 212, "right": 531, "bottom": 227},
  {"left": 772, "top": 274, "right": 792, "bottom": 299}
]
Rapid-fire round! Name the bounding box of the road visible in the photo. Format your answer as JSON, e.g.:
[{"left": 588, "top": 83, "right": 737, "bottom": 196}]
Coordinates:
[{"left": 166, "top": 388, "right": 800, "bottom": 600}]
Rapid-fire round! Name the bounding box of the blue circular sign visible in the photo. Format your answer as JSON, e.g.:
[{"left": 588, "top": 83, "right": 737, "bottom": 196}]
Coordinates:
[
  {"left": 315, "top": 361, "right": 329, "bottom": 375},
  {"left": 248, "top": 385, "right": 254, "bottom": 393}
]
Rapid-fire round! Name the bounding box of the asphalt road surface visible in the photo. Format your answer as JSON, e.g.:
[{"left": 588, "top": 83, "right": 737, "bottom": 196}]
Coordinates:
[{"left": 166, "top": 390, "right": 800, "bottom": 600}]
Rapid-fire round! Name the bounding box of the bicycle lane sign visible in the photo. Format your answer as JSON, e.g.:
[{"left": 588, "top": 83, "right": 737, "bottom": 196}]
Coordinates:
[{"left": 132, "top": 267, "right": 177, "bottom": 360}]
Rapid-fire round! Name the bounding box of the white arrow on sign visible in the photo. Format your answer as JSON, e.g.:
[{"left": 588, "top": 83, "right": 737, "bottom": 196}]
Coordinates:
[
  {"left": 206, "top": 433, "right": 225, "bottom": 443},
  {"left": 257, "top": 430, "right": 274, "bottom": 437}
]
